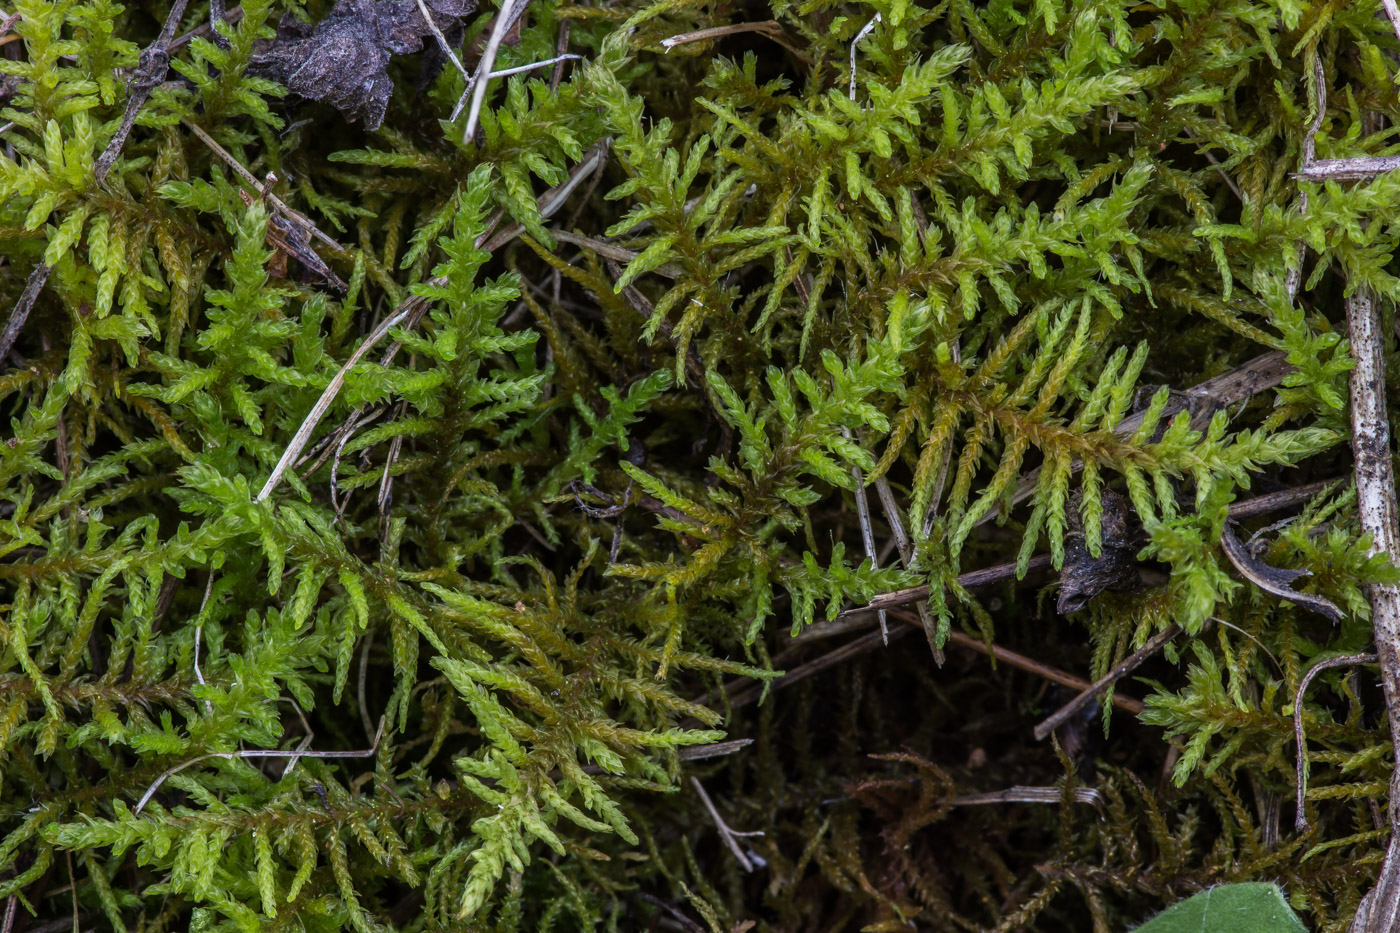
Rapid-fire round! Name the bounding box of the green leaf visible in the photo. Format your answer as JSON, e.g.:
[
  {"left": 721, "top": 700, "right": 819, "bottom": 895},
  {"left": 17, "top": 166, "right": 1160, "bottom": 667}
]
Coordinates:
[{"left": 1132, "top": 884, "right": 1309, "bottom": 933}]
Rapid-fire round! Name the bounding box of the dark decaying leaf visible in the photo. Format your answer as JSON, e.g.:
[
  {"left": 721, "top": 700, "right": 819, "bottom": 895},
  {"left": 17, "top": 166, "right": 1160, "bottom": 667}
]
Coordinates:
[
  {"left": 1057, "top": 486, "right": 1143, "bottom": 615},
  {"left": 248, "top": 0, "right": 478, "bottom": 130},
  {"left": 1220, "top": 523, "right": 1343, "bottom": 622}
]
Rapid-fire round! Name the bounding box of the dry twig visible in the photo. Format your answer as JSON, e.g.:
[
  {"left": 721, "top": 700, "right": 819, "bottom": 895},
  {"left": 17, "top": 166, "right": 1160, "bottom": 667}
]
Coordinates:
[
  {"left": 950, "top": 786, "right": 1102, "bottom": 807},
  {"left": 456, "top": 0, "right": 531, "bottom": 140}
]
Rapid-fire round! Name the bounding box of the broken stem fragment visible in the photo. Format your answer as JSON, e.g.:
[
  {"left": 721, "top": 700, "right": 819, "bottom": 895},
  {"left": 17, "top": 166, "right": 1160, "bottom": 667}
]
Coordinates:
[{"left": 94, "top": 0, "right": 191, "bottom": 185}]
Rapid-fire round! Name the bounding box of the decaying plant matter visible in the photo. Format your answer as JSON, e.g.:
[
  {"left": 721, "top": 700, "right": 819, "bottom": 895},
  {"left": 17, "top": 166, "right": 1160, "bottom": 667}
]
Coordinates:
[{"left": 5, "top": 0, "right": 1400, "bottom": 930}]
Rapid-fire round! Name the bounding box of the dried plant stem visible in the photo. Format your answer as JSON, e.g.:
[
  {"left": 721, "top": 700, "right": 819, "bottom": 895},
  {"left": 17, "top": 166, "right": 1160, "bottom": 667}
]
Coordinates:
[
  {"left": 487, "top": 53, "right": 581, "bottom": 83},
  {"left": 848, "top": 14, "right": 880, "bottom": 101},
  {"left": 1032, "top": 624, "right": 1180, "bottom": 741},
  {"left": 874, "top": 475, "right": 945, "bottom": 664},
  {"left": 170, "top": 3, "right": 242, "bottom": 51},
  {"left": 136, "top": 717, "right": 385, "bottom": 813},
  {"left": 843, "top": 429, "right": 887, "bottom": 642},
  {"left": 950, "top": 786, "right": 1101, "bottom": 807},
  {"left": 1345, "top": 285, "right": 1400, "bottom": 932},
  {"left": 1293, "top": 653, "right": 1377, "bottom": 833},
  {"left": 720, "top": 608, "right": 1144, "bottom": 716},
  {"left": 256, "top": 299, "right": 426, "bottom": 502},
  {"left": 659, "top": 20, "right": 802, "bottom": 60},
  {"left": 415, "top": 0, "right": 471, "bottom": 83}
]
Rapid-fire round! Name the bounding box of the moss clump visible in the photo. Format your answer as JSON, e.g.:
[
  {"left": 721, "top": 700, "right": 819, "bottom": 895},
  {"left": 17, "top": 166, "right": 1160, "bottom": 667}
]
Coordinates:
[{"left": 2, "top": 0, "right": 1400, "bottom": 929}]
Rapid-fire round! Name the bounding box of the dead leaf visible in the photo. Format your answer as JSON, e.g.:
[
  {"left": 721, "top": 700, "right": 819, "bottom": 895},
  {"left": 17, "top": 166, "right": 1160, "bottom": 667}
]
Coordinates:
[
  {"left": 1220, "top": 524, "right": 1343, "bottom": 622},
  {"left": 249, "top": 0, "right": 477, "bottom": 130}
]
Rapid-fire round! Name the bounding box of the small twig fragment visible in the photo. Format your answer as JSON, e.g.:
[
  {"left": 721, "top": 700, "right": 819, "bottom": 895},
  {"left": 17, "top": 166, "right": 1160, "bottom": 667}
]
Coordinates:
[
  {"left": 949, "top": 786, "right": 1102, "bottom": 807},
  {"left": 458, "top": 0, "right": 531, "bottom": 141},
  {"left": 848, "top": 14, "right": 881, "bottom": 101},
  {"left": 94, "top": 0, "right": 191, "bottom": 185},
  {"left": 0, "top": 261, "right": 51, "bottom": 365}
]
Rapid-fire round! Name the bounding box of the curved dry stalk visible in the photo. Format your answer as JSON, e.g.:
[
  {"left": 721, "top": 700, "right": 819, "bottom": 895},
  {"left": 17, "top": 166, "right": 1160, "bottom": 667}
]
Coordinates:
[
  {"left": 1293, "top": 653, "right": 1377, "bottom": 833},
  {"left": 135, "top": 717, "right": 386, "bottom": 813}
]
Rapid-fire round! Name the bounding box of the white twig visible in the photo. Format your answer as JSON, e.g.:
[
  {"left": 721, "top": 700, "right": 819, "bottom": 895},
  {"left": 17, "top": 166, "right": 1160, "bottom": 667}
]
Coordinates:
[
  {"left": 1382, "top": 0, "right": 1400, "bottom": 45},
  {"left": 415, "top": 0, "right": 471, "bottom": 82},
  {"left": 950, "top": 786, "right": 1102, "bottom": 807},
  {"left": 848, "top": 14, "right": 880, "bottom": 101},
  {"left": 135, "top": 717, "right": 385, "bottom": 813},
  {"left": 1343, "top": 285, "right": 1400, "bottom": 930},
  {"left": 487, "top": 53, "right": 581, "bottom": 81},
  {"left": 456, "top": 0, "right": 531, "bottom": 141},
  {"left": 691, "top": 777, "right": 763, "bottom": 872},
  {"left": 180, "top": 118, "right": 347, "bottom": 254}
]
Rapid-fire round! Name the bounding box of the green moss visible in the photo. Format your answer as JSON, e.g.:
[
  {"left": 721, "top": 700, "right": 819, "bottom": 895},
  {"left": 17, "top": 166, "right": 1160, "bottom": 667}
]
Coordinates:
[{"left": 2, "top": 0, "right": 1400, "bottom": 928}]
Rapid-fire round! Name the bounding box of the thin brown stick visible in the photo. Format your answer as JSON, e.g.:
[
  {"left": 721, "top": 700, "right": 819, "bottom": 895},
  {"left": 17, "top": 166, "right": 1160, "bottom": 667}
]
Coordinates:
[
  {"left": 1293, "top": 653, "right": 1377, "bottom": 833},
  {"left": 721, "top": 610, "right": 1143, "bottom": 716},
  {"left": 659, "top": 20, "right": 803, "bottom": 60},
  {"left": 170, "top": 2, "right": 241, "bottom": 50},
  {"left": 548, "top": 19, "right": 572, "bottom": 91},
  {"left": 93, "top": 0, "right": 191, "bottom": 184},
  {"left": 1344, "top": 283, "right": 1400, "bottom": 931},
  {"left": 1227, "top": 478, "right": 1343, "bottom": 520},
  {"left": 550, "top": 230, "right": 684, "bottom": 278},
  {"left": 1032, "top": 624, "right": 1179, "bottom": 741}
]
